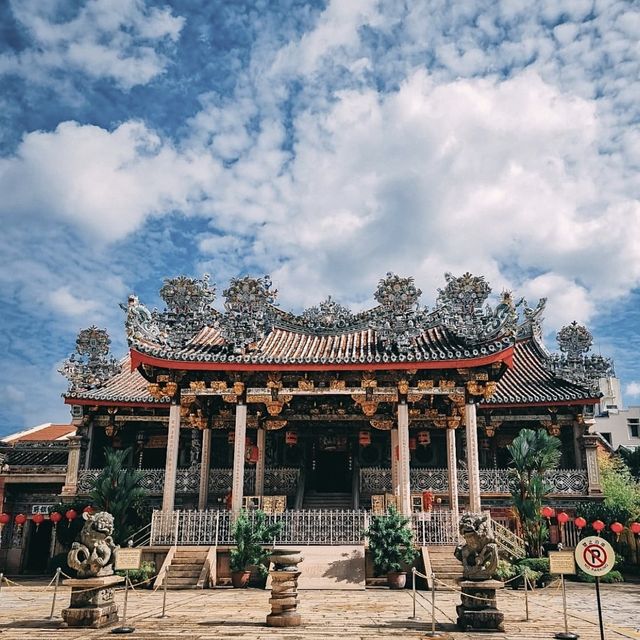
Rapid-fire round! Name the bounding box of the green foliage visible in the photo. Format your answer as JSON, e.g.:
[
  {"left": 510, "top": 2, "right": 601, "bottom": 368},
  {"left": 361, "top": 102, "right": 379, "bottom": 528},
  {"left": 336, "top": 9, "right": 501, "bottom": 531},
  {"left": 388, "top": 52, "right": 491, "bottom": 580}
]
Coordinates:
[
  {"left": 619, "top": 447, "right": 640, "bottom": 481},
  {"left": 495, "top": 559, "right": 517, "bottom": 582},
  {"left": 516, "top": 557, "right": 551, "bottom": 585},
  {"left": 508, "top": 428, "right": 561, "bottom": 558},
  {"left": 576, "top": 569, "right": 624, "bottom": 584},
  {"left": 230, "top": 510, "right": 282, "bottom": 577},
  {"left": 364, "top": 506, "right": 417, "bottom": 575},
  {"left": 116, "top": 560, "right": 156, "bottom": 587},
  {"left": 599, "top": 454, "right": 640, "bottom": 520},
  {"left": 88, "top": 447, "right": 148, "bottom": 545}
]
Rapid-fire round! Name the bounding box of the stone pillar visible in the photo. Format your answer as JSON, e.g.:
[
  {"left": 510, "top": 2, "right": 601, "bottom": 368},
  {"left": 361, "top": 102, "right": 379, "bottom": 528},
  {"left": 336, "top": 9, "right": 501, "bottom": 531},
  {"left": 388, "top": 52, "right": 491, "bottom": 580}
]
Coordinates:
[
  {"left": 397, "top": 401, "right": 411, "bottom": 516},
  {"left": 465, "top": 399, "right": 481, "bottom": 513},
  {"left": 583, "top": 433, "right": 602, "bottom": 495},
  {"left": 61, "top": 436, "right": 82, "bottom": 497},
  {"left": 198, "top": 429, "right": 212, "bottom": 510},
  {"left": 255, "top": 427, "right": 266, "bottom": 496},
  {"left": 390, "top": 428, "right": 399, "bottom": 496},
  {"left": 573, "top": 422, "right": 584, "bottom": 469},
  {"left": 446, "top": 426, "right": 459, "bottom": 517},
  {"left": 162, "top": 402, "right": 181, "bottom": 513},
  {"left": 231, "top": 402, "right": 247, "bottom": 513}
]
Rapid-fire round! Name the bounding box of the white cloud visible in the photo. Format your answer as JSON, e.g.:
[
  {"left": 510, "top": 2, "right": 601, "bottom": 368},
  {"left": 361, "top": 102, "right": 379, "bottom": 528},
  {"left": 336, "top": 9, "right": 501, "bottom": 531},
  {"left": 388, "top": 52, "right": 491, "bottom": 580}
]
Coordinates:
[
  {"left": 49, "top": 286, "right": 101, "bottom": 317},
  {"left": 626, "top": 382, "right": 640, "bottom": 398},
  {"left": 0, "top": 0, "right": 184, "bottom": 89}
]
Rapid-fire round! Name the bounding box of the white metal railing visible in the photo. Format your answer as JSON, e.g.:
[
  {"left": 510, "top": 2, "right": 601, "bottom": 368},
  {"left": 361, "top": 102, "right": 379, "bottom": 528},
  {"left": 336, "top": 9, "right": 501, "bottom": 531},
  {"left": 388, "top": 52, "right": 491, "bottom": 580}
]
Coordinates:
[
  {"left": 492, "top": 519, "right": 526, "bottom": 558},
  {"left": 150, "top": 508, "right": 462, "bottom": 547}
]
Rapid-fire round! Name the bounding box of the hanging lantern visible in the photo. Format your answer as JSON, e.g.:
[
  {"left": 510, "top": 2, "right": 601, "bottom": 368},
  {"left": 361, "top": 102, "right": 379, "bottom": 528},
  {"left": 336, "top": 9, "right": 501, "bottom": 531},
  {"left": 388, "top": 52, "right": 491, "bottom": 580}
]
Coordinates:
[
  {"left": 0, "top": 513, "right": 10, "bottom": 526},
  {"left": 610, "top": 522, "right": 624, "bottom": 540},
  {"left": 630, "top": 522, "right": 640, "bottom": 536},
  {"left": 417, "top": 431, "right": 431, "bottom": 446},
  {"left": 557, "top": 512, "right": 569, "bottom": 525},
  {"left": 50, "top": 511, "right": 63, "bottom": 525},
  {"left": 14, "top": 513, "right": 27, "bottom": 527},
  {"left": 574, "top": 516, "right": 586, "bottom": 530},
  {"left": 541, "top": 506, "right": 554, "bottom": 520},
  {"left": 82, "top": 505, "right": 94, "bottom": 514},
  {"left": 285, "top": 430, "right": 298, "bottom": 446},
  {"left": 358, "top": 430, "right": 371, "bottom": 447},
  {"left": 245, "top": 446, "right": 259, "bottom": 464},
  {"left": 65, "top": 509, "right": 78, "bottom": 525},
  {"left": 592, "top": 519, "right": 605, "bottom": 534},
  {"left": 32, "top": 513, "right": 45, "bottom": 530},
  {"left": 409, "top": 437, "right": 417, "bottom": 451}
]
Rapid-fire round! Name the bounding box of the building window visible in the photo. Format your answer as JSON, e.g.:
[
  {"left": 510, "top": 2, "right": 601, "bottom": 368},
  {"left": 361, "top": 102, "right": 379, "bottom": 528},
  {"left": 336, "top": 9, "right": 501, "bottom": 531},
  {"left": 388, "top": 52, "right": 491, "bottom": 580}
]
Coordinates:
[
  {"left": 600, "top": 432, "right": 612, "bottom": 445},
  {"left": 628, "top": 419, "right": 640, "bottom": 439}
]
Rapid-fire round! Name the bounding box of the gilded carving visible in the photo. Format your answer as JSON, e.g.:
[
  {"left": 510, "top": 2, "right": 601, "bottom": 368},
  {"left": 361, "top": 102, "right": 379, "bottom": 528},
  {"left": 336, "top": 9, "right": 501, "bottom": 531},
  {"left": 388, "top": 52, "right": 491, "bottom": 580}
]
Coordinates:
[
  {"left": 330, "top": 379, "right": 346, "bottom": 390},
  {"left": 397, "top": 379, "right": 409, "bottom": 395},
  {"left": 352, "top": 395, "right": 378, "bottom": 417},
  {"left": 265, "top": 419, "right": 287, "bottom": 431},
  {"left": 361, "top": 372, "right": 377, "bottom": 388},
  {"left": 222, "top": 394, "right": 238, "bottom": 404},
  {"left": 407, "top": 392, "right": 423, "bottom": 404},
  {"left": 417, "top": 380, "right": 434, "bottom": 390},
  {"left": 189, "top": 380, "right": 206, "bottom": 391},
  {"left": 447, "top": 416, "right": 461, "bottom": 429},
  {"left": 297, "top": 378, "right": 314, "bottom": 391},
  {"left": 439, "top": 380, "right": 456, "bottom": 390},
  {"left": 266, "top": 373, "right": 282, "bottom": 389},
  {"left": 233, "top": 381, "right": 245, "bottom": 395},
  {"left": 370, "top": 419, "right": 393, "bottom": 431},
  {"left": 211, "top": 381, "right": 228, "bottom": 392}
]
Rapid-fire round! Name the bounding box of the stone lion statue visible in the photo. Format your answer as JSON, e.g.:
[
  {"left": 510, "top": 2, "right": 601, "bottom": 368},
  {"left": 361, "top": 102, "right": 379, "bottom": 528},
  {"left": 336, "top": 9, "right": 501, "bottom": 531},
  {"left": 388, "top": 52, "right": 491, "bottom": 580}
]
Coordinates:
[
  {"left": 454, "top": 512, "right": 499, "bottom": 580},
  {"left": 67, "top": 511, "right": 118, "bottom": 578}
]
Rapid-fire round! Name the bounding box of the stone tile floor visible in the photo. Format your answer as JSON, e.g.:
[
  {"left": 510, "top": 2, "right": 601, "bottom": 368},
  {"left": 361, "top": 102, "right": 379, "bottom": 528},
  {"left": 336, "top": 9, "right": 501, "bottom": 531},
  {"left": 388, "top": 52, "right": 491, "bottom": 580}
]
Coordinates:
[{"left": 0, "top": 581, "right": 638, "bottom": 639}]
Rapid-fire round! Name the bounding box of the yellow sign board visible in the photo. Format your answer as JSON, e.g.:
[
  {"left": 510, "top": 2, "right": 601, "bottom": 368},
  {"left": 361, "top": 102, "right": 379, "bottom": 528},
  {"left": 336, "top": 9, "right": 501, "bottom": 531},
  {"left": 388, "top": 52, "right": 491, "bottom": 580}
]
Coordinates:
[
  {"left": 115, "top": 548, "right": 142, "bottom": 571},
  {"left": 549, "top": 550, "right": 576, "bottom": 575}
]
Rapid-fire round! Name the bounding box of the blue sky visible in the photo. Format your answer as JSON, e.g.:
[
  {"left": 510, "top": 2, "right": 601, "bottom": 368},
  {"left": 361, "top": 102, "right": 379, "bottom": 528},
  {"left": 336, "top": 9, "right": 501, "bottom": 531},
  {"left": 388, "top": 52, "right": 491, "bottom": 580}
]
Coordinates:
[{"left": 1, "top": 0, "right": 639, "bottom": 433}]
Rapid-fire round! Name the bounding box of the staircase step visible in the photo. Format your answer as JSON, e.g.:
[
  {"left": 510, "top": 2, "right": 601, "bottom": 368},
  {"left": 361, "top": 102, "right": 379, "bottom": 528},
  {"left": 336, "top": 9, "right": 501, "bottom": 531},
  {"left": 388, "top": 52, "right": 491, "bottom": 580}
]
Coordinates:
[
  {"left": 167, "top": 568, "right": 202, "bottom": 578},
  {"left": 166, "top": 577, "right": 202, "bottom": 586}
]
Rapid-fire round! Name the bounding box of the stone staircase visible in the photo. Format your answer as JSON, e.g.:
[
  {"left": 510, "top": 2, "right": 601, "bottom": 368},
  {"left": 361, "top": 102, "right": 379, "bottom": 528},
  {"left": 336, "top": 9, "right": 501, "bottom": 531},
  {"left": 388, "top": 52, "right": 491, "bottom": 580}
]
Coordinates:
[
  {"left": 164, "top": 548, "right": 210, "bottom": 590},
  {"left": 302, "top": 492, "right": 353, "bottom": 510},
  {"left": 427, "top": 545, "right": 463, "bottom": 589}
]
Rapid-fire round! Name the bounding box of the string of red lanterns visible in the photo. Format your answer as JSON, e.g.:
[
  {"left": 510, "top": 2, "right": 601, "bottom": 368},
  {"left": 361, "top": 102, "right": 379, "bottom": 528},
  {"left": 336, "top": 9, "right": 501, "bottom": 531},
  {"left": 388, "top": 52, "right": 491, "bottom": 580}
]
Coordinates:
[{"left": 540, "top": 507, "right": 640, "bottom": 541}]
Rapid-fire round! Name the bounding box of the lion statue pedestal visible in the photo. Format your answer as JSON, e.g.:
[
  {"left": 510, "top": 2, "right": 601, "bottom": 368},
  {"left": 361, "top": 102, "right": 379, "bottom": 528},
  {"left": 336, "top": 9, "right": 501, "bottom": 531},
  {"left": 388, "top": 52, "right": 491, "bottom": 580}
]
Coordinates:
[
  {"left": 454, "top": 513, "right": 505, "bottom": 632},
  {"left": 60, "top": 511, "right": 124, "bottom": 629}
]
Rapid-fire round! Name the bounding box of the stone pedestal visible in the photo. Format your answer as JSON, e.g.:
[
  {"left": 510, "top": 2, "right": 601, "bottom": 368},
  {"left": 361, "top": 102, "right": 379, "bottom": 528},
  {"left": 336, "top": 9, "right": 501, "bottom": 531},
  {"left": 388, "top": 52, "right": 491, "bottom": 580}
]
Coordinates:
[
  {"left": 267, "top": 549, "right": 303, "bottom": 628},
  {"left": 61, "top": 575, "right": 124, "bottom": 628},
  {"left": 456, "top": 579, "right": 504, "bottom": 632}
]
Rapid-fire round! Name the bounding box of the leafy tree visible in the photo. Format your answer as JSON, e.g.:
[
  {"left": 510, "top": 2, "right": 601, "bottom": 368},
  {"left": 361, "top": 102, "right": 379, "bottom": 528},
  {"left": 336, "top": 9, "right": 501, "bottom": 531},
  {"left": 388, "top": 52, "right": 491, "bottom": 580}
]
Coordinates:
[
  {"left": 89, "top": 447, "right": 147, "bottom": 545},
  {"left": 619, "top": 447, "right": 640, "bottom": 481},
  {"left": 507, "top": 428, "right": 561, "bottom": 558},
  {"left": 364, "top": 506, "right": 416, "bottom": 575},
  {"left": 230, "top": 510, "right": 282, "bottom": 576}
]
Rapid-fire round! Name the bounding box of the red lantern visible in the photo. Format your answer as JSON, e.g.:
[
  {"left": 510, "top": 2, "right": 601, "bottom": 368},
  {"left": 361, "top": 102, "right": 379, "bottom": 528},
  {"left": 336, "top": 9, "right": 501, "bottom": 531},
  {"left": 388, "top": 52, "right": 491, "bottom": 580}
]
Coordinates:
[
  {"left": 409, "top": 437, "right": 417, "bottom": 451},
  {"left": 630, "top": 522, "right": 640, "bottom": 535},
  {"left": 574, "top": 516, "right": 587, "bottom": 530},
  {"left": 0, "top": 513, "right": 10, "bottom": 526},
  {"left": 610, "top": 522, "right": 624, "bottom": 539},
  {"left": 422, "top": 491, "right": 434, "bottom": 511},
  {"left": 65, "top": 509, "right": 78, "bottom": 525},
  {"left": 245, "top": 446, "right": 259, "bottom": 464},
  {"left": 32, "top": 513, "right": 45, "bottom": 529},
  {"left": 557, "top": 512, "right": 569, "bottom": 525},
  {"left": 541, "top": 506, "right": 554, "bottom": 520},
  {"left": 50, "top": 511, "right": 62, "bottom": 525},
  {"left": 285, "top": 430, "right": 298, "bottom": 446},
  {"left": 592, "top": 519, "right": 605, "bottom": 534},
  {"left": 358, "top": 430, "right": 371, "bottom": 447},
  {"left": 82, "top": 506, "right": 93, "bottom": 514},
  {"left": 14, "top": 513, "right": 27, "bottom": 526},
  {"left": 417, "top": 431, "right": 431, "bottom": 446}
]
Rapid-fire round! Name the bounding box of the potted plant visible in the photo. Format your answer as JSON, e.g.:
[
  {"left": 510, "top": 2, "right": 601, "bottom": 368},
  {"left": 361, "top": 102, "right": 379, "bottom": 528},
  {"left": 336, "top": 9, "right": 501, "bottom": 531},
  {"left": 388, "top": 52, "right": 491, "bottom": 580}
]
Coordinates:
[
  {"left": 364, "top": 505, "right": 417, "bottom": 588},
  {"left": 230, "top": 509, "right": 282, "bottom": 588}
]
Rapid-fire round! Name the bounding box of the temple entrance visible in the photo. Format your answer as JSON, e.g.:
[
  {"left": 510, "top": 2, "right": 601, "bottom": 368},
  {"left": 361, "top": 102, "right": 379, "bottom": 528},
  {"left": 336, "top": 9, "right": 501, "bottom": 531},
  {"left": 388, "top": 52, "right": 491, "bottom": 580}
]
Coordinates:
[
  {"left": 24, "top": 520, "right": 52, "bottom": 573},
  {"left": 314, "top": 451, "right": 350, "bottom": 493}
]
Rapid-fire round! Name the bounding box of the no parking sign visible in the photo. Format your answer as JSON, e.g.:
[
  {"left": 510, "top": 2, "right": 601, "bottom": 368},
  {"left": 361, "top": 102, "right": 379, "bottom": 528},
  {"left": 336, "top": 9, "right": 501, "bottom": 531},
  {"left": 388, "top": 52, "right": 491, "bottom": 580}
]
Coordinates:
[{"left": 574, "top": 536, "right": 615, "bottom": 577}]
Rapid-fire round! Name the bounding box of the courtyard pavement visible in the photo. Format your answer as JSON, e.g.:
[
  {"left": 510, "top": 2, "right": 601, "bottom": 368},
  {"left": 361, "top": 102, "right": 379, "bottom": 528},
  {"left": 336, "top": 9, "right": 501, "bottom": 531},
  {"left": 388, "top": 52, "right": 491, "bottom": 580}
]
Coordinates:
[{"left": 0, "top": 579, "right": 638, "bottom": 640}]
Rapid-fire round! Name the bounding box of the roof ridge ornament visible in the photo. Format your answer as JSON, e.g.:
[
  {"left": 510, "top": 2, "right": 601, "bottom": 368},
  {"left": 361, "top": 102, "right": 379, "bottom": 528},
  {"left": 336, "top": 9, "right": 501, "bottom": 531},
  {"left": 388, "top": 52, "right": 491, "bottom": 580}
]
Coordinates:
[
  {"left": 517, "top": 298, "right": 546, "bottom": 339},
  {"left": 548, "top": 321, "right": 614, "bottom": 390},
  {"left": 371, "top": 272, "right": 424, "bottom": 353},
  {"left": 300, "top": 296, "right": 354, "bottom": 331},
  {"left": 436, "top": 272, "right": 517, "bottom": 344},
  {"left": 59, "top": 326, "right": 121, "bottom": 391},
  {"left": 218, "top": 275, "right": 277, "bottom": 353}
]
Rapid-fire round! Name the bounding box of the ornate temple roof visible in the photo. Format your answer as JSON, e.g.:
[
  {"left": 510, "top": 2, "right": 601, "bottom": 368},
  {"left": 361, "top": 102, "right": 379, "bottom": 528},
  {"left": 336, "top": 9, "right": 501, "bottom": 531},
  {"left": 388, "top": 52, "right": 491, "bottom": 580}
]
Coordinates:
[{"left": 61, "top": 271, "right": 613, "bottom": 408}]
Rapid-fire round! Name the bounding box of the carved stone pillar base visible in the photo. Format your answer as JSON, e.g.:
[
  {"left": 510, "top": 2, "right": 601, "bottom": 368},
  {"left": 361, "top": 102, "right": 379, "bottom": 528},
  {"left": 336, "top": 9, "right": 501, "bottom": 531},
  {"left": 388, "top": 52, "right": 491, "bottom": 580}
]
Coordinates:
[
  {"left": 267, "top": 549, "right": 303, "bottom": 628},
  {"left": 60, "top": 575, "right": 124, "bottom": 628},
  {"left": 456, "top": 579, "right": 504, "bottom": 632}
]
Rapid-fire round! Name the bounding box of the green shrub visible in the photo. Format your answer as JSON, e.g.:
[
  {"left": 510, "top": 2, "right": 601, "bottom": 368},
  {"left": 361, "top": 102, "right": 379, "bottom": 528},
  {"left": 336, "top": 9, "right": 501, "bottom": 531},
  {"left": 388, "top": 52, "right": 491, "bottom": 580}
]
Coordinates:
[
  {"left": 116, "top": 560, "right": 156, "bottom": 587},
  {"left": 230, "top": 510, "right": 282, "bottom": 577},
  {"left": 495, "top": 559, "right": 517, "bottom": 582},
  {"left": 364, "top": 506, "right": 417, "bottom": 575},
  {"left": 576, "top": 569, "right": 623, "bottom": 584},
  {"left": 517, "top": 557, "right": 552, "bottom": 585}
]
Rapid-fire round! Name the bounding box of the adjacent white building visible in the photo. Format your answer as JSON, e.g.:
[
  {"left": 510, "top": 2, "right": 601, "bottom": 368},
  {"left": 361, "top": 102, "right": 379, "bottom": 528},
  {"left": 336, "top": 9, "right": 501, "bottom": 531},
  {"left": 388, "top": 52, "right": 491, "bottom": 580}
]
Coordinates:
[{"left": 594, "top": 377, "right": 640, "bottom": 450}]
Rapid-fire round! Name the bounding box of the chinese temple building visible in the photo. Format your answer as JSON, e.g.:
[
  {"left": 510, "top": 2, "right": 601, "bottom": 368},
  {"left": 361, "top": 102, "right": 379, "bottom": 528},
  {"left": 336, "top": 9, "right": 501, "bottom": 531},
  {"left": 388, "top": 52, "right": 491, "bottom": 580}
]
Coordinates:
[{"left": 0, "top": 271, "right": 615, "bottom": 574}]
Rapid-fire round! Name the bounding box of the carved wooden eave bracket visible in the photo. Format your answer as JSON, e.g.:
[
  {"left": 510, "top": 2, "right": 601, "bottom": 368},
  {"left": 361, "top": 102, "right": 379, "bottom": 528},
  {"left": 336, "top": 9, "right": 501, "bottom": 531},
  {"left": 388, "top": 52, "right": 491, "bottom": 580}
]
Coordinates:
[
  {"left": 247, "top": 390, "right": 292, "bottom": 416},
  {"left": 370, "top": 419, "right": 394, "bottom": 431},
  {"left": 466, "top": 380, "right": 498, "bottom": 400}
]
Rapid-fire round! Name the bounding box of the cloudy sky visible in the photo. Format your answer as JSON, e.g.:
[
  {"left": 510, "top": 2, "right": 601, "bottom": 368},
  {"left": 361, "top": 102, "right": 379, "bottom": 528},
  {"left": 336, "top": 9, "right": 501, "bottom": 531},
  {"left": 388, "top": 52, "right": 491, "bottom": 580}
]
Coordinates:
[{"left": 1, "top": 0, "right": 639, "bottom": 433}]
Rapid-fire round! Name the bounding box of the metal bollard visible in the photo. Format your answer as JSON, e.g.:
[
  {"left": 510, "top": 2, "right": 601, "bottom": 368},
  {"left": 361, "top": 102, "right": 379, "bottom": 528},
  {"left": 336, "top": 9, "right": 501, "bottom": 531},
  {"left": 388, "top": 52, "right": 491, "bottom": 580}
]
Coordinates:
[
  {"left": 410, "top": 567, "right": 417, "bottom": 619},
  {"left": 48, "top": 567, "right": 61, "bottom": 620},
  {"left": 159, "top": 572, "right": 169, "bottom": 618},
  {"left": 524, "top": 573, "right": 529, "bottom": 622},
  {"left": 431, "top": 572, "right": 436, "bottom": 636}
]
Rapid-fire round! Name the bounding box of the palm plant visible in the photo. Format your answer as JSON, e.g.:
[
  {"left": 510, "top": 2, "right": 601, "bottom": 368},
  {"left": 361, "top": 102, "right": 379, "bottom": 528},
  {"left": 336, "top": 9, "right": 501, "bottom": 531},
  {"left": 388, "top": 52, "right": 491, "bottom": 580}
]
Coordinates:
[
  {"left": 89, "top": 447, "right": 147, "bottom": 545},
  {"left": 230, "top": 510, "right": 282, "bottom": 578},
  {"left": 507, "top": 429, "right": 561, "bottom": 558}
]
